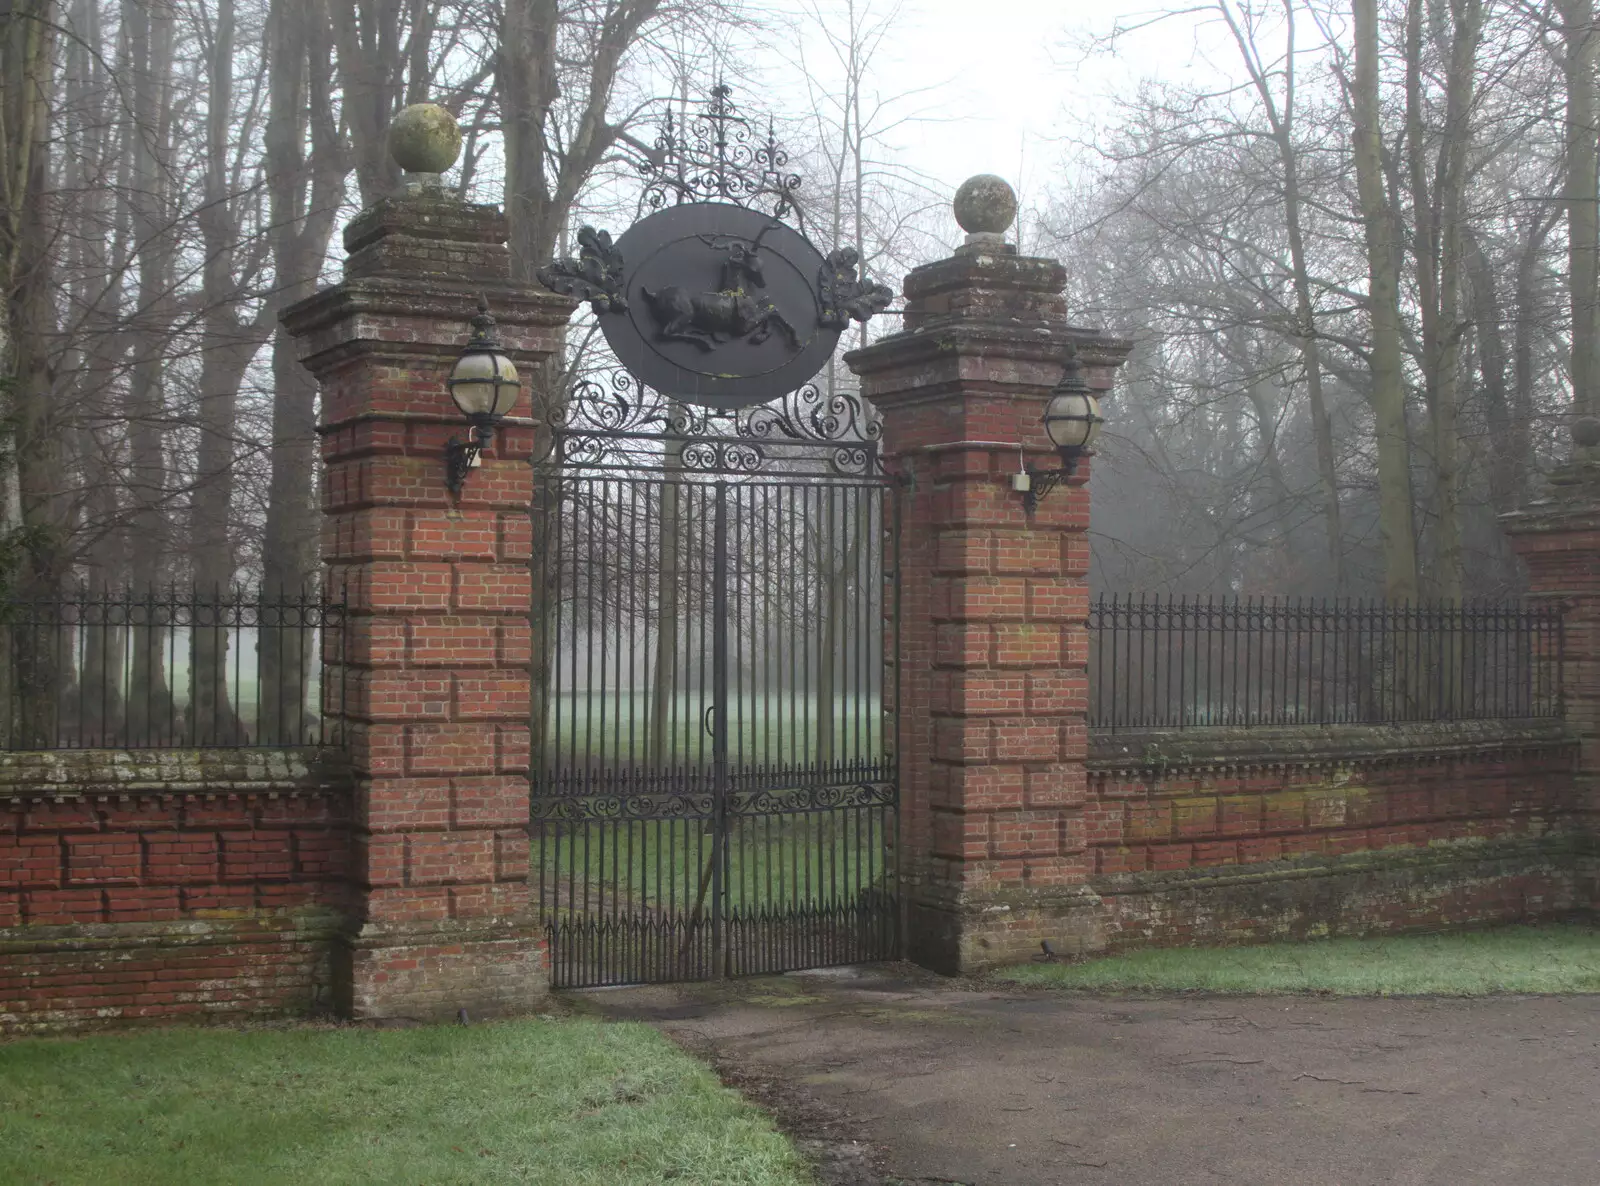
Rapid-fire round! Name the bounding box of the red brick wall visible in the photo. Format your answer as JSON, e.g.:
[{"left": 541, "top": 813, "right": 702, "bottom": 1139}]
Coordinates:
[
  {"left": 851, "top": 226, "right": 1600, "bottom": 973},
  {"left": 1, "top": 753, "right": 351, "bottom": 1032},
  {"left": 1086, "top": 724, "right": 1592, "bottom": 948}
]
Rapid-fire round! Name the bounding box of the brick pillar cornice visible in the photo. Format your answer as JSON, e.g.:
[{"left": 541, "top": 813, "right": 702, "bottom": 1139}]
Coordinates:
[
  {"left": 282, "top": 194, "right": 574, "bottom": 435},
  {"left": 284, "top": 279, "right": 573, "bottom": 359},
  {"left": 847, "top": 248, "right": 1131, "bottom": 458},
  {"left": 340, "top": 193, "right": 514, "bottom": 279},
  {"left": 846, "top": 236, "right": 1130, "bottom": 973},
  {"left": 1502, "top": 461, "right": 1600, "bottom": 544},
  {"left": 284, "top": 183, "right": 577, "bottom": 1020},
  {"left": 284, "top": 280, "right": 572, "bottom": 438}
]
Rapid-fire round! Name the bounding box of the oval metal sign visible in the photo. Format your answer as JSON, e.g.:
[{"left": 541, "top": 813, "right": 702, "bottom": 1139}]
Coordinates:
[{"left": 539, "top": 202, "right": 892, "bottom": 412}]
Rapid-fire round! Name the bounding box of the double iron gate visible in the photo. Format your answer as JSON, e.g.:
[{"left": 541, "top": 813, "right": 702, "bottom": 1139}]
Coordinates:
[{"left": 531, "top": 384, "right": 900, "bottom": 987}]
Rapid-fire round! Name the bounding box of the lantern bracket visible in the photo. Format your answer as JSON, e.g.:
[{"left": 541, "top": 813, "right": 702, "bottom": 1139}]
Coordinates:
[
  {"left": 1020, "top": 457, "right": 1081, "bottom": 515},
  {"left": 445, "top": 416, "right": 496, "bottom": 495}
]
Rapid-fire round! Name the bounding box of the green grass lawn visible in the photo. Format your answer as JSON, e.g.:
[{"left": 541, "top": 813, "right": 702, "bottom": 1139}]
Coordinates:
[
  {"left": 995, "top": 924, "right": 1600, "bottom": 996},
  {"left": 0, "top": 1018, "right": 810, "bottom": 1186},
  {"left": 538, "top": 809, "right": 891, "bottom": 914}
]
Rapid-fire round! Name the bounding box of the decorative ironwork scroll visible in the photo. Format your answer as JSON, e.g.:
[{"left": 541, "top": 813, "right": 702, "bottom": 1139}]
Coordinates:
[
  {"left": 639, "top": 84, "right": 802, "bottom": 219},
  {"left": 539, "top": 367, "right": 884, "bottom": 478},
  {"left": 529, "top": 782, "right": 894, "bottom": 824}
]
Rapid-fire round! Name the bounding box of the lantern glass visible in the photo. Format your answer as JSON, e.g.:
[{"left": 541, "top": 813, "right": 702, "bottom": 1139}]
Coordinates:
[
  {"left": 1043, "top": 390, "right": 1102, "bottom": 453},
  {"left": 448, "top": 348, "right": 520, "bottom": 419}
]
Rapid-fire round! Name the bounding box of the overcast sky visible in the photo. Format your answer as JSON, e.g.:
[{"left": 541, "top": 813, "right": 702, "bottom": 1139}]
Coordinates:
[{"left": 753, "top": 0, "right": 1248, "bottom": 245}]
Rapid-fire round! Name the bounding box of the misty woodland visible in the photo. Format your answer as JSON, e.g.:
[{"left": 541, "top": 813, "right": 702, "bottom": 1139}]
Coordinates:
[{"left": 3, "top": 1, "right": 1597, "bottom": 601}]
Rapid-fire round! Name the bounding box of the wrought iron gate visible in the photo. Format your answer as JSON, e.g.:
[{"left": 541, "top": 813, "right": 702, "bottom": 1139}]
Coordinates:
[{"left": 531, "top": 378, "right": 900, "bottom": 988}]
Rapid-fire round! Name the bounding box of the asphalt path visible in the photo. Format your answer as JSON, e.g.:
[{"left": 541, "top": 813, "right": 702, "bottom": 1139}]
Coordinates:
[{"left": 579, "top": 963, "right": 1600, "bottom": 1186}]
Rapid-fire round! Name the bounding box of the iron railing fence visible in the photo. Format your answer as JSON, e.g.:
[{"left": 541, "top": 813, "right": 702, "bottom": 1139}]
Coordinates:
[
  {"left": 0, "top": 586, "right": 346, "bottom": 750},
  {"left": 1090, "top": 594, "right": 1564, "bottom": 731}
]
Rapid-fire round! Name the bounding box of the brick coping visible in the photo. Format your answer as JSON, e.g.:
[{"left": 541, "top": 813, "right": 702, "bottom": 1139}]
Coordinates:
[
  {"left": 1090, "top": 830, "right": 1596, "bottom": 895},
  {"left": 0, "top": 907, "right": 350, "bottom": 950},
  {"left": 1089, "top": 719, "right": 1576, "bottom": 775},
  {"left": 0, "top": 747, "right": 352, "bottom": 800}
]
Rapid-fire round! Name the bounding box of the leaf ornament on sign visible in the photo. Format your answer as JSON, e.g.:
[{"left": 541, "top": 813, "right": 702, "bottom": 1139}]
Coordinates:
[
  {"left": 537, "top": 226, "right": 628, "bottom": 315},
  {"left": 816, "top": 247, "right": 894, "bottom": 330}
]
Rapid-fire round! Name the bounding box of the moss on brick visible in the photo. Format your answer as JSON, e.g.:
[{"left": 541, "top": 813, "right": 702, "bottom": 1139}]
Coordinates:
[{"left": 1089, "top": 719, "right": 1576, "bottom": 775}]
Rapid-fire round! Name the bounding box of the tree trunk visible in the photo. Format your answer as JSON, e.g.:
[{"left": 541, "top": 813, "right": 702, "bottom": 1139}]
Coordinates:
[
  {"left": 262, "top": 0, "right": 345, "bottom": 740},
  {"left": 1561, "top": 0, "right": 1600, "bottom": 416},
  {"left": 499, "top": 0, "right": 666, "bottom": 790},
  {"left": 1510, "top": 208, "right": 1555, "bottom": 503},
  {"left": 189, "top": 0, "right": 260, "bottom": 744},
  {"left": 1465, "top": 228, "right": 1517, "bottom": 513},
  {"left": 329, "top": 0, "right": 406, "bottom": 205},
  {"left": 1411, "top": 0, "right": 1480, "bottom": 606},
  {"left": 121, "top": 0, "right": 179, "bottom": 743},
  {"left": 498, "top": 0, "right": 664, "bottom": 280},
  {"left": 62, "top": 0, "right": 124, "bottom": 741},
  {"left": 1352, "top": 0, "right": 1421, "bottom": 604},
  {"left": 1, "top": 0, "right": 60, "bottom": 745}
]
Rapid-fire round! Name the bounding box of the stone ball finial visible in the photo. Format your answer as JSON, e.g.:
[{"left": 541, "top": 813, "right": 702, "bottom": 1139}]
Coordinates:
[
  {"left": 953, "top": 175, "right": 1018, "bottom": 236},
  {"left": 389, "top": 103, "right": 463, "bottom": 176},
  {"left": 1574, "top": 417, "right": 1600, "bottom": 448}
]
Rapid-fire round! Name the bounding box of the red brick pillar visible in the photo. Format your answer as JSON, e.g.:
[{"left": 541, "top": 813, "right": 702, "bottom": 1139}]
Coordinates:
[
  {"left": 845, "top": 177, "right": 1130, "bottom": 973},
  {"left": 282, "top": 146, "right": 574, "bottom": 1019},
  {"left": 1504, "top": 431, "right": 1600, "bottom": 841}
]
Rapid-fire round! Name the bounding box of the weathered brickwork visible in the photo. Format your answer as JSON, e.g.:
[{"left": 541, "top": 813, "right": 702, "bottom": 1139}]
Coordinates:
[
  {"left": 0, "top": 750, "right": 351, "bottom": 1032},
  {"left": 280, "top": 186, "right": 573, "bottom": 1019},
  {"left": 1087, "top": 723, "right": 1592, "bottom": 948},
  {"left": 846, "top": 238, "right": 1132, "bottom": 973}
]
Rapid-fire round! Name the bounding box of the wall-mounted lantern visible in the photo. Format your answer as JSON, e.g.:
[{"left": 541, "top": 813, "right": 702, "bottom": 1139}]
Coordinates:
[
  {"left": 445, "top": 298, "right": 520, "bottom": 494},
  {"left": 1014, "top": 345, "right": 1104, "bottom": 514}
]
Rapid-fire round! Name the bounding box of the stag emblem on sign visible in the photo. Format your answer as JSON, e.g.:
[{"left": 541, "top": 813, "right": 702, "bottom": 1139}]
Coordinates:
[{"left": 638, "top": 236, "right": 800, "bottom": 352}]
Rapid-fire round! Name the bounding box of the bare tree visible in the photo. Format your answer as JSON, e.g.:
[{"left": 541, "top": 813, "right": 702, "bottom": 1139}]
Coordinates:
[
  {"left": 1350, "top": 0, "right": 1422, "bottom": 602},
  {"left": 1220, "top": 0, "right": 1348, "bottom": 587},
  {"left": 1, "top": 0, "right": 57, "bottom": 584},
  {"left": 1557, "top": 0, "right": 1599, "bottom": 415},
  {"left": 259, "top": 0, "right": 348, "bottom": 735}
]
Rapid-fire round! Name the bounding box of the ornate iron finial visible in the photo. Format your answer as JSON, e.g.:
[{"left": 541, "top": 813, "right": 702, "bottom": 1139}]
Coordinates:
[
  {"left": 467, "top": 293, "right": 499, "bottom": 344},
  {"left": 1057, "top": 342, "right": 1087, "bottom": 392},
  {"left": 639, "top": 85, "right": 803, "bottom": 219}
]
